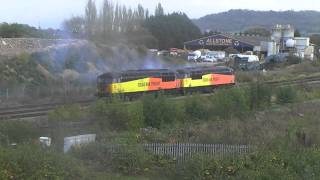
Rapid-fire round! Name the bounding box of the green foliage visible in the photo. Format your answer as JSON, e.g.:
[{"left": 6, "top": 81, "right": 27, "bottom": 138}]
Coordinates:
[
  {"left": 244, "top": 27, "right": 271, "bottom": 37},
  {"left": 71, "top": 141, "right": 320, "bottom": 179},
  {"left": 0, "top": 53, "right": 47, "bottom": 86},
  {"left": 185, "top": 95, "right": 210, "bottom": 121},
  {"left": 144, "top": 12, "right": 201, "bottom": 49},
  {"left": 310, "top": 34, "right": 320, "bottom": 57},
  {"left": 165, "top": 142, "right": 320, "bottom": 180},
  {"left": 94, "top": 98, "right": 145, "bottom": 131},
  {"left": 194, "top": 10, "right": 320, "bottom": 33},
  {"left": 149, "top": 12, "right": 201, "bottom": 48},
  {"left": 0, "top": 23, "right": 52, "bottom": 38},
  {"left": 210, "top": 87, "right": 250, "bottom": 119},
  {"left": 110, "top": 145, "right": 153, "bottom": 175},
  {"left": 142, "top": 95, "right": 184, "bottom": 128},
  {"left": 127, "top": 102, "right": 145, "bottom": 131},
  {"left": 48, "top": 104, "right": 86, "bottom": 123},
  {"left": 286, "top": 55, "right": 302, "bottom": 65},
  {"left": 154, "top": 3, "right": 164, "bottom": 16},
  {"left": 247, "top": 82, "right": 272, "bottom": 110},
  {"left": 0, "top": 145, "right": 88, "bottom": 179},
  {"left": 71, "top": 143, "right": 175, "bottom": 177},
  {"left": 276, "top": 86, "right": 297, "bottom": 104},
  {"left": 294, "top": 29, "right": 301, "bottom": 37},
  {"left": 0, "top": 122, "right": 42, "bottom": 145}
]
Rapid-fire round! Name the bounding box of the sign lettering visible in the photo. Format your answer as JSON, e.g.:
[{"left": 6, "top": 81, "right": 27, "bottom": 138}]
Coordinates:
[
  {"left": 201, "top": 38, "right": 233, "bottom": 46},
  {"left": 138, "top": 82, "right": 161, "bottom": 87}
]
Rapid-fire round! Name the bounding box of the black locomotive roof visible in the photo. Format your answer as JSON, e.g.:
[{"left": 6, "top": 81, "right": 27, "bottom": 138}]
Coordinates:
[
  {"left": 98, "top": 66, "right": 233, "bottom": 79},
  {"left": 177, "top": 66, "right": 233, "bottom": 73},
  {"left": 98, "top": 69, "right": 175, "bottom": 79}
]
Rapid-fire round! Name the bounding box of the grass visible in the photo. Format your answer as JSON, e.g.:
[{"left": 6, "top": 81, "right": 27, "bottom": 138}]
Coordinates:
[
  {"left": 3, "top": 61, "right": 320, "bottom": 179},
  {"left": 236, "top": 60, "right": 320, "bottom": 83}
]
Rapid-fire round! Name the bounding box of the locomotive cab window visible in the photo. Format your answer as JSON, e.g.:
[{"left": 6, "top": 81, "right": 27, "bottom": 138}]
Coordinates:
[
  {"left": 162, "top": 75, "right": 175, "bottom": 82},
  {"left": 191, "top": 73, "right": 203, "bottom": 80}
]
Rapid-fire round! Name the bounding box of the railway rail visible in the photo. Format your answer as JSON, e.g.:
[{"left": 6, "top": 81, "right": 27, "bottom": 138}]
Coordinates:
[
  {"left": 1, "top": 76, "right": 320, "bottom": 121},
  {"left": 0, "top": 99, "right": 94, "bottom": 120}
]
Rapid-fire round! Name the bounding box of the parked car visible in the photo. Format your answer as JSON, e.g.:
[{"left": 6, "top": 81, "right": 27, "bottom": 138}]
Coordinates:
[
  {"left": 203, "top": 55, "right": 217, "bottom": 62},
  {"left": 157, "top": 50, "right": 170, "bottom": 56},
  {"left": 207, "top": 51, "right": 226, "bottom": 61}
]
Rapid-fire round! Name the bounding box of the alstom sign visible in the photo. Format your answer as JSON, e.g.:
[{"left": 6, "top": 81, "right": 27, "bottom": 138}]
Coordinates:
[{"left": 184, "top": 34, "right": 254, "bottom": 50}]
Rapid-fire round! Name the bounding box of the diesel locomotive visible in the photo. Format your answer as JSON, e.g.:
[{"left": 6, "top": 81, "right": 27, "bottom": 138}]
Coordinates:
[{"left": 97, "top": 66, "right": 235, "bottom": 97}]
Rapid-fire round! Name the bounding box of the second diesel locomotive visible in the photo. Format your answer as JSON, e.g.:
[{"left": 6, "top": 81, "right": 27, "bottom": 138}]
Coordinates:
[{"left": 97, "top": 66, "right": 235, "bottom": 97}]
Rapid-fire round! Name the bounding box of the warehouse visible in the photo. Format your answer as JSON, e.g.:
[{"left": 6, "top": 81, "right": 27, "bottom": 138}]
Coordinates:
[{"left": 183, "top": 34, "right": 269, "bottom": 53}]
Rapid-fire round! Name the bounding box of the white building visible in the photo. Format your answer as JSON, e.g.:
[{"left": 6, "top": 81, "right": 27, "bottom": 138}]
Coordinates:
[{"left": 262, "top": 24, "right": 315, "bottom": 60}]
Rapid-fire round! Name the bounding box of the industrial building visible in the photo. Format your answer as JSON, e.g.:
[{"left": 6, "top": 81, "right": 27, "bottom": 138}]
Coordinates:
[
  {"left": 262, "top": 24, "right": 315, "bottom": 60},
  {"left": 184, "top": 34, "right": 269, "bottom": 53},
  {"left": 184, "top": 24, "right": 315, "bottom": 60}
]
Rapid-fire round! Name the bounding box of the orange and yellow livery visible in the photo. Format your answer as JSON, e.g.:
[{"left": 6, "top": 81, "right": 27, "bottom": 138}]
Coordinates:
[{"left": 97, "top": 66, "right": 235, "bottom": 97}]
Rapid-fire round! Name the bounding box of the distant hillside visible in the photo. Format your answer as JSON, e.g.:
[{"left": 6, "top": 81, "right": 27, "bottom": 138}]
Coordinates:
[{"left": 193, "top": 10, "right": 320, "bottom": 34}]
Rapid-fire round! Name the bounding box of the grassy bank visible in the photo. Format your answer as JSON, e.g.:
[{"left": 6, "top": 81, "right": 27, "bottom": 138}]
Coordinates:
[{"left": 2, "top": 80, "right": 320, "bottom": 179}]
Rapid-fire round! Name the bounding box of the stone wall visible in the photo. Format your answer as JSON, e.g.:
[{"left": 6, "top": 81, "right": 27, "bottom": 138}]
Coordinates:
[{"left": 0, "top": 38, "right": 88, "bottom": 56}]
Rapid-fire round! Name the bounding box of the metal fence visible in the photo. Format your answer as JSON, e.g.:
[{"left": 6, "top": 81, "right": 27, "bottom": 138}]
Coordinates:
[{"left": 107, "top": 144, "right": 251, "bottom": 161}]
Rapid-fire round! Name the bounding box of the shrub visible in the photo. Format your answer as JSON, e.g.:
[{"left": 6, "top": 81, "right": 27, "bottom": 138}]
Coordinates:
[
  {"left": 94, "top": 97, "right": 145, "bottom": 131},
  {"left": 110, "top": 145, "right": 153, "bottom": 175},
  {"left": 210, "top": 87, "right": 250, "bottom": 119},
  {"left": 286, "top": 55, "right": 302, "bottom": 65},
  {"left": 48, "top": 104, "right": 85, "bottom": 123},
  {"left": 0, "top": 145, "right": 88, "bottom": 179},
  {"left": 247, "top": 82, "right": 272, "bottom": 110},
  {"left": 0, "top": 122, "right": 42, "bottom": 145},
  {"left": 184, "top": 95, "right": 210, "bottom": 121},
  {"left": 71, "top": 143, "right": 155, "bottom": 176},
  {"left": 127, "top": 102, "right": 145, "bottom": 131},
  {"left": 276, "top": 86, "right": 297, "bottom": 104},
  {"left": 142, "top": 95, "right": 184, "bottom": 129},
  {"left": 166, "top": 143, "right": 320, "bottom": 180}
]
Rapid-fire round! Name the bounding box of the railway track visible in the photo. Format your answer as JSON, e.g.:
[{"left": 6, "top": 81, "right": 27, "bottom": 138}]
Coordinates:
[
  {"left": 239, "top": 75, "right": 320, "bottom": 87},
  {"left": 0, "top": 99, "right": 94, "bottom": 120},
  {"left": 1, "top": 76, "right": 320, "bottom": 121}
]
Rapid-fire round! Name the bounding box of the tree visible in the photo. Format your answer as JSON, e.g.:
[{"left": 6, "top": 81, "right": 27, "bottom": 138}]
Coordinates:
[
  {"left": 101, "top": 0, "right": 114, "bottom": 34},
  {"left": 244, "top": 27, "right": 271, "bottom": 37},
  {"left": 294, "top": 29, "right": 301, "bottom": 37},
  {"left": 0, "top": 23, "right": 50, "bottom": 38},
  {"left": 144, "top": 12, "right": 201, "bottom": 49},
  {"left": 310, "top": 34, "right": 320, "bottom": 57},
  {"left": 63, "top": 0, "right": 171, "bottom": 48},
  {"left": 85, "top": 0, "right": 97, "bottom": 38},
  {"left": 155, "top": 3, "right": 164, "bottom": 16},
  {"left": 62, "top": 16, "right": 85, "bottom": 38}
]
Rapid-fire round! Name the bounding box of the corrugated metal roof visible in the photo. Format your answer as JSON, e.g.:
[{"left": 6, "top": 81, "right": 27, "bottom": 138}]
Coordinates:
[{"left": 184, "top": 34, "right": 270, "bottom": 47}]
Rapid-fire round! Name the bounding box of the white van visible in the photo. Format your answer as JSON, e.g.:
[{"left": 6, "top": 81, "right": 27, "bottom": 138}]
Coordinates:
[
  {"left": 187, "top": 50, "right": 202, "bottom": 62},
  {"left": 235, "top": 55, "right": 259, "bottom": 62}
]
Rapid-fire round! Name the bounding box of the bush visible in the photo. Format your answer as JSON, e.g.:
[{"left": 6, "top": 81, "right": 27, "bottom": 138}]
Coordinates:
[
  {"left": 286, "top": 55, "right": 302, "bottom": 65},
  {"left": 166, "top": 143, "right": 320, "bottom": 180},
  {"left": 0, "top": 145, "right": 88, "bottom": 179},
  {"left": 276, "top": 86, "right": 297, "bottom": 104},
  {"left": 94, "top": 97, "right": 145, "bottom": 131},
  {"left": 71, "top": 143, "right": 165, "bottom": 176},
  {"left": 247, "top": 82, "right": 272, "bottom": 110},
  {"left": 0, "top": 122, "right": 42, "bottom": 145},
  {"left": 48, "top": 104, "right": 86, "bottom": 123},
  {"left": 142, "top": 95, "right": 185, "bottom": 129},
  {"left": 184, "top": 95, "right": 210, "bottom": 121},
  {"left": 210, "top": 87, "right": 250, "bottom": 119}
]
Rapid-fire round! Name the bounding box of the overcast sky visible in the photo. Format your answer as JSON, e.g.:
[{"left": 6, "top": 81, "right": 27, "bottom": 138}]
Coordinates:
[{"left": 0, "top": 0, "right": 319, "bottom": 29}]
